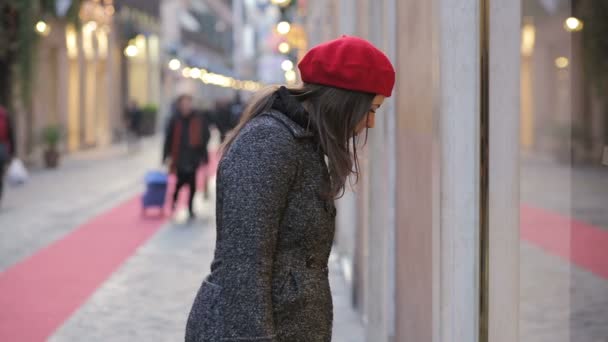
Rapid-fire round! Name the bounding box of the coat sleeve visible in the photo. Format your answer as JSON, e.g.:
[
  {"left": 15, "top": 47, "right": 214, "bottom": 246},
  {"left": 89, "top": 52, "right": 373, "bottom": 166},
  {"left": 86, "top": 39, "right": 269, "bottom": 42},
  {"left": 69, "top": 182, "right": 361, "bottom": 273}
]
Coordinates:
[
  {"left": 162, "top": 117, "right": 174, "bottom": 163},
  {"left": 216, "top": 121, "right": 298, "bottom": 341}
]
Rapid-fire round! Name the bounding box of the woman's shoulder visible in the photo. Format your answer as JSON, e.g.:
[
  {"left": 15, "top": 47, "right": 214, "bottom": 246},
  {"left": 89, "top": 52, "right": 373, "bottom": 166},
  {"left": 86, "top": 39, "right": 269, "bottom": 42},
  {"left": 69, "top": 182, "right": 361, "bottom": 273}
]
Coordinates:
[
  {"left": 234, "top": 114, "right": 298, "bottom": 148},
  {"left": 221, "top": 114, "right": 301, "bottom": 172}
]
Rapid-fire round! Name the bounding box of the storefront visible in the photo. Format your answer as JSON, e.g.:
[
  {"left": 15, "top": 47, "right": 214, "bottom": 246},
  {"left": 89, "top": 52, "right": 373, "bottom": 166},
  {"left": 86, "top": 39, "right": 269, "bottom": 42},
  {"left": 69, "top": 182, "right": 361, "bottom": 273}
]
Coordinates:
[
  {"left": 306, "top": 0, "right": 607, "bottom": 341},
  {"left": 30, "top": 0, "right": 120, "bottom": 154}
]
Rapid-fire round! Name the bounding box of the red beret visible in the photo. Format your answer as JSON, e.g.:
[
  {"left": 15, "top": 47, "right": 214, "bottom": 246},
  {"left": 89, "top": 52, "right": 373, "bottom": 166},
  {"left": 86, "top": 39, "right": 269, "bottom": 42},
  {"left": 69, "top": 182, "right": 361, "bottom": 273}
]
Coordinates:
[{"left": 298, "top": 36, "right": 396, "bottom": 97}]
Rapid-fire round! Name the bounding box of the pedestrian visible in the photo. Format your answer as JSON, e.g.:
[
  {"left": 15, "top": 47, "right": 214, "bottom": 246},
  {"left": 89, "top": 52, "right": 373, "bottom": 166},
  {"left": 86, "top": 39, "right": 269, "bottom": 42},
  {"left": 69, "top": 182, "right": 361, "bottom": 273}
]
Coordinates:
[
  {"left": 0, "top": 105, "right": 16, "bottom": 203},
  {"left": 125, "top": 99, "right": 142, "bottom": 152},
  {"left": 211, "top": 99, "right": 233, "bottom": 143},
  {"left": 185, "top": 36, "right": 395, "bottom": 342},
  {"left": 162, "top": 94, "right": 210, "bottom": 220},
  {"left": 228, "top": 91, "right": 244, "bottom": 128}
]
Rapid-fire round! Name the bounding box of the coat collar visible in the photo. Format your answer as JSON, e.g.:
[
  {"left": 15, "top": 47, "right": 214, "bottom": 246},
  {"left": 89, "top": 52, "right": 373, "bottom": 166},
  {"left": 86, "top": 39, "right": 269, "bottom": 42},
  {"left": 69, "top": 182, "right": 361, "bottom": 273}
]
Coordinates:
[
  {"left": 264, "top": 86, "right": 315, "bottom": 139},
  {"left": 262, "top": 110, "right": 315, "bottom": 139}
]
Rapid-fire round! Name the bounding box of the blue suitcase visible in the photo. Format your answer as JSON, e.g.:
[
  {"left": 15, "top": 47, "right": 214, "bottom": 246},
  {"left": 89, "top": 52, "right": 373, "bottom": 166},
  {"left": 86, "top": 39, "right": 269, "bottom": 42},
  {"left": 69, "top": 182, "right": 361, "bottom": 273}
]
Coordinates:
[{"left": 142, "top": 170, "right": 168, "bottom": 216}]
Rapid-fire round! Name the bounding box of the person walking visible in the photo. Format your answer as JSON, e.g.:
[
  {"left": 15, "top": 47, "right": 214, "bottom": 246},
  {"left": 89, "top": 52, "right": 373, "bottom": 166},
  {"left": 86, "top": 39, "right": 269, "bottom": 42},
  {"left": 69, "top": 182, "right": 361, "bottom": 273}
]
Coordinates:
[
  {"left": 0, "top": 105, "right": 16, "bottom": 203},
  {"left": 125, "top": 99, "right": 142, "bottom": 152},
  {"left": 163, "top": 94, "right": 211, "bottom": 220},
  {"left": 228, "top": 91, "right": 244, "bottom": 129},
  {"left": 185, "top": 36, "right": 395, "bottom": 342},
  {"left": 210, "top": 99, "right": 233, "bottom": 143}
]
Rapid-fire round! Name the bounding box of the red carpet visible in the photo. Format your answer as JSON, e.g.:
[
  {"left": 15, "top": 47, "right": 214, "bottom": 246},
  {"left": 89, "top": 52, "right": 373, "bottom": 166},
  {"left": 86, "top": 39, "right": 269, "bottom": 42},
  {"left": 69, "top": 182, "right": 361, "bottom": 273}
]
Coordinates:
[
  {"left": 0, "top": 153, "right": 220, "bottom": 341},
  {"left": 0, "top": 196, "right": 167, "bottom": 341},
  {"left": 521, "top": 205, "right": 608, "bottom": 280}
]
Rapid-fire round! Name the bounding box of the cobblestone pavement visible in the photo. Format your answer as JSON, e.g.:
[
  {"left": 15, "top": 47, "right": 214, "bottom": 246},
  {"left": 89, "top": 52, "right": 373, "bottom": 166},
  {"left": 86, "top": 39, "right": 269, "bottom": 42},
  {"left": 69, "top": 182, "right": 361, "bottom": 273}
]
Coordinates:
[
  {"left": 520, "top": 156, "right": 608, "bottom": 342},
  {"left": 1, "top": 137, "right": 364, "bottom": 342},
  {"left": 0, "top": 138, "right": 163, "bottom": 272},
  {"left": 49, "top": 191, "right": 364, "bottom": 342}
]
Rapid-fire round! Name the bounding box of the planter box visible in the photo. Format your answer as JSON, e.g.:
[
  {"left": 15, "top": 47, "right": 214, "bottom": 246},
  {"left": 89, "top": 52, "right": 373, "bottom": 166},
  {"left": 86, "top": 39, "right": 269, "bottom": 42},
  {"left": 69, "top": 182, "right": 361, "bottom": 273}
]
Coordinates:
[{"left": 140, "top": 110, "right": 157, "bottom": 136}]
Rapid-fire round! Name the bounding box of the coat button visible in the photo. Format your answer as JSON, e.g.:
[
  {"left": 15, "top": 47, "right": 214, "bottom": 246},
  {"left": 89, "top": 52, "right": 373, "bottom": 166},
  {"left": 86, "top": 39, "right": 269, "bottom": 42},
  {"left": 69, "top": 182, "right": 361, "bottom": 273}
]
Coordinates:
[{"left": 306, "top": 256, "right": 314, "bottom": 268}]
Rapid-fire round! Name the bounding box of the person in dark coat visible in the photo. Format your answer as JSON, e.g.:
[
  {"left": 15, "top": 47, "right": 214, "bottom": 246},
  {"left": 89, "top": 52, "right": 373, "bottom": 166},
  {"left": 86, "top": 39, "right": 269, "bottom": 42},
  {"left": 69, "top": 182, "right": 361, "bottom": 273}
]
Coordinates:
[
  {"left": 163, "top": 94, "right": 211, "bottom": 219},
  {"left": 0, "top": 105, "right": 16, "bottom": 203},
  {"left": 228, "top": 91, "right": 244, "bottom": 128},
  {"left": 125, "top": 99, "right": 143, "bottom": 152},
  {"left": 210, "top": 99, "right": 233, "bottom": 143},
  {"left": 185, "top": 36, "right": 395, "bottom": 342}
]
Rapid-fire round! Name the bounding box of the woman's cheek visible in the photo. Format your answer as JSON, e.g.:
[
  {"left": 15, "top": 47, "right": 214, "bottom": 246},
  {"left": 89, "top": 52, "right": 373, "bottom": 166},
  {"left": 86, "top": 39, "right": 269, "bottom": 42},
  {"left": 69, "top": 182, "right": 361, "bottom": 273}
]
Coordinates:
[{"left": 367, "top": 113, "right": 376, "bottom": 129}]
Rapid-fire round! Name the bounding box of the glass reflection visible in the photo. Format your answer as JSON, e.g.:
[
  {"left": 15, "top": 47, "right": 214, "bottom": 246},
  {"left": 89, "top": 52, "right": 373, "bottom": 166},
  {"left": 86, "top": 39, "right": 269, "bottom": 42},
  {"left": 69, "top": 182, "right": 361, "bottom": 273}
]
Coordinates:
[{"left": 520, "top": 0, "right": 608, "bottom": 341}]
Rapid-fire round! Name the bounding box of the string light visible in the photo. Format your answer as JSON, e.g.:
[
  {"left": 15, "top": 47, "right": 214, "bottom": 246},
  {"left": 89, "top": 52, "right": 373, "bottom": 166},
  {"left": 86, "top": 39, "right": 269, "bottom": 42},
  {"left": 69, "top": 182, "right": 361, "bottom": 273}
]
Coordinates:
[
  {"left": 190, "top": 68, "right": 202, "bottom": 79},
  {"left": 285, "top": 70, "right": 297, "bottom": 84},
  {"left": 277, "top": 21, "right": 291, "bottom": 35},
  {"left": 281, "top": 60, "right": 294, "bottom": 72},
  {"left": 168, "top": 59, "right": 181, "bottom": 71},
  {"left": 177, "top": 63, "right": 263, "bottom": 91},
  {"left": 278, "top": 42, "right": 290, "bottom": 54}
]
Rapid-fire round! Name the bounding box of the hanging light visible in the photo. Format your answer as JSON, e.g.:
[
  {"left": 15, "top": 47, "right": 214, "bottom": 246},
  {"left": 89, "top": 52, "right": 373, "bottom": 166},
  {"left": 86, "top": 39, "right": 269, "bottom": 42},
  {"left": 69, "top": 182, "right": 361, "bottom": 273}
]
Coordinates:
[
  {"left": 521, "top": 23, "right": 535, "bottom": 57},
  {"left": 277, "top": 21, "right": 291, "bottom": 35},
  {"left": 555, "top": 57, "right": 569, "bottom": 69},
  {"left": 35, "top": 20, "right": 51, "bottom": 36},
  {"left": 564, "top": 17, "right": 583, "bottom": 32}
]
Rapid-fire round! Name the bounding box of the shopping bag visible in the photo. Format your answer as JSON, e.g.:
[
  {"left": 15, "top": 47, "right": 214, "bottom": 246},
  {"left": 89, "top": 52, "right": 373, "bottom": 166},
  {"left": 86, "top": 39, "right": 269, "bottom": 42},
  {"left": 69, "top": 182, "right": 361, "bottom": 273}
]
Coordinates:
[{"left": 6, "top": 158, "right": 28, "bottom": 185}]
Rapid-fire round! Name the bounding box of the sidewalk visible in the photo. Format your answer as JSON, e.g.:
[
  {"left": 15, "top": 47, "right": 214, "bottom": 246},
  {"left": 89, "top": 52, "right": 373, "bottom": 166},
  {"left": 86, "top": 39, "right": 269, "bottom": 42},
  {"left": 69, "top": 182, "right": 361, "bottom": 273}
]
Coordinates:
[{"left": 0, "top": 136, "right": 365, "bottom": 341}]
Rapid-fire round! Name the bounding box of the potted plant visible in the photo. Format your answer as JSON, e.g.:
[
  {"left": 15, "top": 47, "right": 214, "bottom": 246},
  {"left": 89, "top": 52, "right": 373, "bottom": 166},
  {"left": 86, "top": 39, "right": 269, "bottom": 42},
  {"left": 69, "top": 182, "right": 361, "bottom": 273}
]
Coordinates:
[
  {"left": 140, "top": 103, "right": 158, "bottom": 136},
  {"left": 41, "top": 125, "right": 62, "bottom": 168}
]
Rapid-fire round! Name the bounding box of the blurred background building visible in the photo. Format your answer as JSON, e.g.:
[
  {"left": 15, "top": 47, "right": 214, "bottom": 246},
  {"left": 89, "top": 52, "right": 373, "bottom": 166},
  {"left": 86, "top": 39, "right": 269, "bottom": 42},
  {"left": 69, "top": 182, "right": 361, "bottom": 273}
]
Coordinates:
[{"left": 0, "top": 0, "right": 267, "bottom": 165}]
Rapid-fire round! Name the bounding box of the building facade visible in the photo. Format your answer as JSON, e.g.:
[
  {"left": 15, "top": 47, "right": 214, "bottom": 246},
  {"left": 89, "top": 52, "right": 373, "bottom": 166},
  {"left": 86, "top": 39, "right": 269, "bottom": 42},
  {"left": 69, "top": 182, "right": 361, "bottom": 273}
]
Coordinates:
[
  {"left": 160, "top": 0, "right": 237, "bottom": 114},
  {"left": 304, "top": 0, "right": 608, "bottom": 340},
  {"left": 25, "top": 1, "right": 121, "bottom": 156},
  {"left": 15, "top": 0, "right": 163, "bottom": 160},
  {"left": 305, "top": 1, "right": 521, "bottom": 341}
]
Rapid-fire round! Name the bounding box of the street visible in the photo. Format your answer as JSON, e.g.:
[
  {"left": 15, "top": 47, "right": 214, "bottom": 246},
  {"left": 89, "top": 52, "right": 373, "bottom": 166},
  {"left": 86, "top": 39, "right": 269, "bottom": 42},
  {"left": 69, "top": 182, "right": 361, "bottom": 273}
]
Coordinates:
[{"left": 0, "top": 138, "right": 364, "bottom": 342}]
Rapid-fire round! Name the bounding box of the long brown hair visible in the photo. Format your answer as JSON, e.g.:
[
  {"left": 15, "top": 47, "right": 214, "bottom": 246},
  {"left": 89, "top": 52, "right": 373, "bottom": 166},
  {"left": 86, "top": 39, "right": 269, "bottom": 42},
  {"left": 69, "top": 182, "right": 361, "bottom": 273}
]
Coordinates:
[{"left": 223, "top": 83, "right": 375, "bottom": 199}]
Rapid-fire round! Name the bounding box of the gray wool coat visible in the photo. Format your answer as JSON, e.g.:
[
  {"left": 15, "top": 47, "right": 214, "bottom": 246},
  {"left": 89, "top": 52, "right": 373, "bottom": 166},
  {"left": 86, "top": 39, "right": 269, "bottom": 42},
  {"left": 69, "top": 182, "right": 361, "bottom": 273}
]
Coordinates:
[{"left": 185, "top": 107, "right": 337, "bottom": 342}]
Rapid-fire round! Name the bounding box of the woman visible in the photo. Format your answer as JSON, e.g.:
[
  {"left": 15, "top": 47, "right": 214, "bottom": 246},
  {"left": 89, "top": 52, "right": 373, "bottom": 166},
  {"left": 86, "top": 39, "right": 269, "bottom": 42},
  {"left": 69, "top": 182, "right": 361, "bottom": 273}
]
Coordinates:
[{"left": 186, "top": 36, "right": 395, "bottom": 342}]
